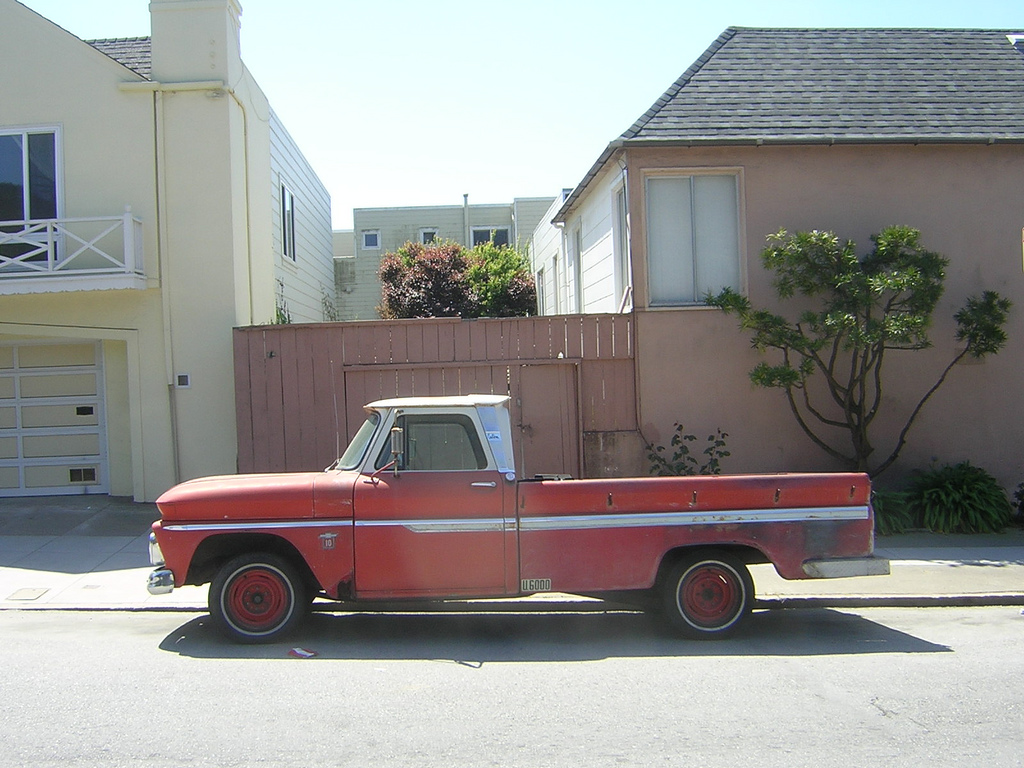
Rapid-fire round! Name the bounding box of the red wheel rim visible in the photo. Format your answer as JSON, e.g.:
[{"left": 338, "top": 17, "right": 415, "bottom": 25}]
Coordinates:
[
  {"left": 225, "top": 566, "right": 292, "bottom": 633},
  {"left": 679, "top": 563, "right": 741, "bottom": 628}
]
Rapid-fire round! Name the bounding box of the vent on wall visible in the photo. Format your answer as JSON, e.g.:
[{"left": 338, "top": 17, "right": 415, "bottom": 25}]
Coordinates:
[{"left": 175, "top": 374, "right": 191, "bottom": 389}]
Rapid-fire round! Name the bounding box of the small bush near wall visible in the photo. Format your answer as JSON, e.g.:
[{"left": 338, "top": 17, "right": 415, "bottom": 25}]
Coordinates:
[
  {"left": 646, "top": 424, "right": 730, "bottom": 476},
  {"left": 905, "top": 462, "right": 1012, "bottom": 534},
  {"left": 872, "top": 490, "right": 915, "bottom": 536}
]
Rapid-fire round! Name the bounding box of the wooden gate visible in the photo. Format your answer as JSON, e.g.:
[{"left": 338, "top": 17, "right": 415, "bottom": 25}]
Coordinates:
[{"left": 233, "top": 315, "right": 640, "bottom": 478}]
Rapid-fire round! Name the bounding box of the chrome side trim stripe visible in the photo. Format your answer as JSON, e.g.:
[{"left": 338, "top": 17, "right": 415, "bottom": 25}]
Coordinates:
[
  {"left": 162, "top": 506, "right": 868, "bottom": 535},
  {"left": 355, "top": 518, "right": 512, "bottom": 533},
  {"left": 519, "top": 505, "right": 870, "bottom": 532},
  {"left": 163, "top": 519, "right": 354, "bottom": 533}
]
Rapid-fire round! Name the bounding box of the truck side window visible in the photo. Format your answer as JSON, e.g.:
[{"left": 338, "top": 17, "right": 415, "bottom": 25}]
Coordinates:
[{"left": 375, "top": 414, "right": 488, "bottom": 471}]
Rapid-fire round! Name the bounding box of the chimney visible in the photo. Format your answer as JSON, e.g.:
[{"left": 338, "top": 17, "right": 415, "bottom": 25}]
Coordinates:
[{"left": 149, "top": 0, "right": 244, "bottom": 83}]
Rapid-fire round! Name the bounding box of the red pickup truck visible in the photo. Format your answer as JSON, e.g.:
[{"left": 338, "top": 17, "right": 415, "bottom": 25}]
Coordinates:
[{"left": 148, "top": 395, "right": 888, "bottom": 643}]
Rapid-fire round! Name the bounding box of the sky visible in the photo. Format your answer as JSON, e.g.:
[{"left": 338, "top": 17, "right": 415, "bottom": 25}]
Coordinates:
[{"left": 18, "top": 0, "right": 1024, "bottom": 230}]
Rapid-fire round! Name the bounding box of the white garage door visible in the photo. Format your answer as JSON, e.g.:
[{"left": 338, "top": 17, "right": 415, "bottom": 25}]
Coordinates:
[{"left": 0, "top": 341, "right": 108, "bottom": 496}]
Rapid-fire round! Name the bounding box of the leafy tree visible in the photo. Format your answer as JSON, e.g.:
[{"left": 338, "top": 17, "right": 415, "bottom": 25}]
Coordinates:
[
  {"left": 708, "top": 226, "right": 1011, "bottom": 477},
  {"left": 466, "top": 241, "right": 537, "bottom": 317},
  {"left": 378, "top": 239, "right": 536, "bottom": 319},
  {"left": 378, "top": 241, "right": 475, "bottom": 319}
]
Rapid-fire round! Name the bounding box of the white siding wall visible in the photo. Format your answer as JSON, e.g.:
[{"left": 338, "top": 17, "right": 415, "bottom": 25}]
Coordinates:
[
  {"left": 533, "top": 168, "right": 626, "bottom": 316},
  {"left": 572, "top": 166, "right": 622, "bottom": 314},
  {"left": 528, "top": 196, "right": 566, "bottom": 316},
  {"left": 270, "top": 109, "right": 334, "bottom": 323}
]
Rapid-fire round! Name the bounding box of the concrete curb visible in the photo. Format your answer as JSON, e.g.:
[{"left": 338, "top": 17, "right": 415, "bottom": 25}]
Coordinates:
[
  {"left": 756, "top": 594, "right": 1024, "bottom": 609},
  {"left": 4, "top": 593, "right": 1024, "bottom": 614}
]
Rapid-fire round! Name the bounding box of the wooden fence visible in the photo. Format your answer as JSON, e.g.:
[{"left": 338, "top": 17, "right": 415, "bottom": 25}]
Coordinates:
[{"left": 233, "top": 314, "right": 641, "bottom": 478}]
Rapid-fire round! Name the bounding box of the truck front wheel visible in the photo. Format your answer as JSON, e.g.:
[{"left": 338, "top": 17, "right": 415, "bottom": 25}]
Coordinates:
[
  {"left": 662, "top": 553, "right": 753, "bottom": 639},
  {"left": 210, "top": 553, "right": 308, "bottom": 643}
]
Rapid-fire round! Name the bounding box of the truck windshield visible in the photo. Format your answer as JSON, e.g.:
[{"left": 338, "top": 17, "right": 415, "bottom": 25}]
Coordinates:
[{"left": 334, "top": 413, "right": 380, "bottom": 470}]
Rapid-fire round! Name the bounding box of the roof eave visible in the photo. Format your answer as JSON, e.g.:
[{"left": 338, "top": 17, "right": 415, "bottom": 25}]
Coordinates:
[
  {"left": 620, "top": 135, "right": 1024, "bottom": 147},
  {"left": 552, "top": 142, "right": 624, "bottom": 225},
  {"left": 552, "top": 133, "right": 1024, "bottom": 224}
]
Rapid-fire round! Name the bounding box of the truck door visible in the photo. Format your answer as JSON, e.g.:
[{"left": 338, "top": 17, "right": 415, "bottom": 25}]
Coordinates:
[{"left": 352, "top": 412, "right": 513, "bottom": 599}]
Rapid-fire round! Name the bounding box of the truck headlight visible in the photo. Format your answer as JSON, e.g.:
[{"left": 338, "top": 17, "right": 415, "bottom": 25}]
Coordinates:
[{"left": 148, "top": 531, "right": 165, "bottom": 567}]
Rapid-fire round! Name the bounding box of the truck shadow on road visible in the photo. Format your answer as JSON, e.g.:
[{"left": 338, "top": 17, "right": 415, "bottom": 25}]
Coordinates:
[{"left": 159, "top": 607, "right": 950, "bottom": 661}]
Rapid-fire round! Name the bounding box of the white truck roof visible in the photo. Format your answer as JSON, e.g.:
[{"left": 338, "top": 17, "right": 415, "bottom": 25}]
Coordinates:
[{"left": 365, "top": 394, "right": 511, "bottom": 410}]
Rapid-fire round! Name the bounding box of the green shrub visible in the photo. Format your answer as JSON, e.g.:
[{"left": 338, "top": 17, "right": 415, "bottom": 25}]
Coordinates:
[
  {"left": 907, "top": 462, "right": 1012, "bottom": 534},
  {"left": 646, "top": 424, "right": 730, "bottom": 476},
  {"left": 872, "top": 489, "right": 916, "bottom": 535},
  {"left": 378, "top": 240, "right": 536, "bottom": 319}
]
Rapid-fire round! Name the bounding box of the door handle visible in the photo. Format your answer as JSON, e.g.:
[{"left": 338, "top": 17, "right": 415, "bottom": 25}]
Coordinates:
[{"left": 471, "top": 481, "right": 497, "bottom": 488}]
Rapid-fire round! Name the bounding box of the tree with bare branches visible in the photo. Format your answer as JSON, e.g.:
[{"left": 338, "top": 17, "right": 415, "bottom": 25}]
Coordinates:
[{"left": 709, "top": 226, "right": 1010, "bottom": 477}]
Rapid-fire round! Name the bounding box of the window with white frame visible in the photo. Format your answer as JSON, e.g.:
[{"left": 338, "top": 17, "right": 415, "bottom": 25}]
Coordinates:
[
  {"left": 645, "top": 173, "right": 740, "bottom": 306},
  {"left": 613, "top": 185, "right": 632, "bottom": 311},
  {"left": 362, "top": 230, "right": 381, "bottom": 249},
  {"left": 1, "top": 128, "right": 59, "bottom": 261},
  {"left": 280, "top": 184, "right": 296, "bottom": 260},
  {"left": 0, "top": 128, "right": 58, "bottom": 223},
  {"left": 419, "top": 228, "right": 438, "bottom": 244},
  {"left": 471, "top": 227, "right": 509, "bottom": 247},
  {"left": 569, "top": 224, "right": 583, "bottom": 314},
  {"left": 552, "top": 253, "right": 561, "bottom": 314}
]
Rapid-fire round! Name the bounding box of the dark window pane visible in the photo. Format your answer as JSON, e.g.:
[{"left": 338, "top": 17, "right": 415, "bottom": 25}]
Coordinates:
[
  {"left": 0, "top": 135, "right": 25, "bottom": 222},
  {"left": 493, "top": 228, "right": 509, "bottom": 247},
  {"left": 472, "top": 229, "right": 489, "bottom": 246},
  {"left": 382, "top": 414, "right": 487, "bottom": 471},
  {"left": 27, "top": 133, "right": 56, "bottom": 220}
]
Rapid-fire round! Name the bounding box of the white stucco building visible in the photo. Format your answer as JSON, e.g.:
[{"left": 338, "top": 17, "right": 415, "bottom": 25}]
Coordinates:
[{"left": 0, "top": 0, "right": 334, "bottom": 500}]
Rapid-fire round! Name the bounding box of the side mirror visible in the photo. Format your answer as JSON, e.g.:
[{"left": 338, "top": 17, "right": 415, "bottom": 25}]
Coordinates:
[{"left": 389, "top": 426, "right": 404, "bottom": 476}]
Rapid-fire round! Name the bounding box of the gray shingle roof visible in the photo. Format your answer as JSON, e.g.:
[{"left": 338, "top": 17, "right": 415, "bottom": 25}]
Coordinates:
[
  {"left": 624, "top": 27, "right": 1024, "bottom": 144},
  {"left": 555, "top": 27, "right": 1024, "bottom": 222},
  {"left": 86, "top": 37, "right": 152, "bottom": 79}
]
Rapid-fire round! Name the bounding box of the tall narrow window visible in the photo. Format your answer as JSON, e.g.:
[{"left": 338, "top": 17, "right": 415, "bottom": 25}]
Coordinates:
[
  {"left": 552, "top": 254, "right": 561, "bottom": 314},
  {"left": 646, "top": 173, "right": 740, "bottom": 306},
  {"left": 281, "top": 184, "right": 296, "bottom": 260},
  {"left": 570, "top": 225, "right": 583, "bottom": 314},
  {"left": 535, "top": 267, "right": 546, "bottom": 315},
  {"left": 613, "top": 186, "right": 631, "bottom": 310}
]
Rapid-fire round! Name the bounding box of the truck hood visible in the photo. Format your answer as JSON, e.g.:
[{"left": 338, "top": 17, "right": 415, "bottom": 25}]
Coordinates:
[{"left": 156, "top": 472, "right": 322, "bottom": 523}]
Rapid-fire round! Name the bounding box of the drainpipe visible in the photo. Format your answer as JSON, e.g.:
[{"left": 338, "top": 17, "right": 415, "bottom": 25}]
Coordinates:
[
  {"left": 153, "top": 88, "right": 182, "bottom": 486},
  {"left": 223, "top": 85, "right": 255, "bottom": 326},
  {"left": 463, "top": 193, "right": 470, "bottom": 246}
]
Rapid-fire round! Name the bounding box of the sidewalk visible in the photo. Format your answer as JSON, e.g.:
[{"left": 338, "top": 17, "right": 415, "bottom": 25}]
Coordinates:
[{"left": 1, "top": 495, "right": 1022, "bottom": 612}]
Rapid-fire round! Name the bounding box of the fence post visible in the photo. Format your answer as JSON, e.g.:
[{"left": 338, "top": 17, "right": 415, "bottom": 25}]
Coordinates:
[{"left": 123, "top": 206, "right": 135, "bottom": 273}]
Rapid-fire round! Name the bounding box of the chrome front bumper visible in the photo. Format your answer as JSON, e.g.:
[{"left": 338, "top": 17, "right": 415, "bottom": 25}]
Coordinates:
[
  {"left": 802, "top": 556, "right": 891, "bottom": 579},
  {"left": 147, "top": 569, "right": 175, "bottom": 595},
  {"left": 146, "top": 532, "right": 174, "bottom": 595}
]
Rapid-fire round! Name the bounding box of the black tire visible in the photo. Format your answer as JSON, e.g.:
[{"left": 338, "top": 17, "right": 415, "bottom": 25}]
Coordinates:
[
  {"left": 661, "top": 552, "right": 753, "bottom": 639},
  {"left": 209, "top": 552, "right": 309, "bottom": 644}
]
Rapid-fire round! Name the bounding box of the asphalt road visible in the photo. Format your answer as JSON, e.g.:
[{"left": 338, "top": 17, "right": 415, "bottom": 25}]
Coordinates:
[{"left": 1, "top": 606, "right": 1022, "bottom": 767}]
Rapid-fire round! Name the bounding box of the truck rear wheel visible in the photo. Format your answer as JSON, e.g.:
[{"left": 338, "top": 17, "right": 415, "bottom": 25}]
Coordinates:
[
  {"left": 210, "top": 553, "right": 308, "bottom": 643},
  {"left": 662, "top": 552, "right": 753, "bottom": 639}
]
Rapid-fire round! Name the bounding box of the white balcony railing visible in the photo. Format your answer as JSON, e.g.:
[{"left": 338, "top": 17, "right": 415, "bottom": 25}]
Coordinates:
[{"left": 0, "top": 208, "right": 146, "bottom": 294}]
